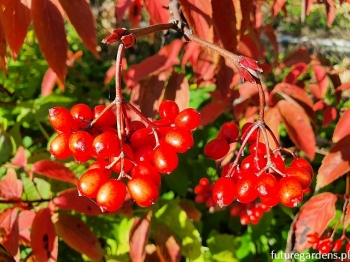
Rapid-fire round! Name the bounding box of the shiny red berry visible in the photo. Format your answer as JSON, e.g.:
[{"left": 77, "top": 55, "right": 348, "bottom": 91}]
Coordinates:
[
  {"left": 218, "top": 122, "right": 239, "bottom": 143},
  {"left": 92, "top": 132, "right": 120, "bottom": 158},
  {"left": 78, "top": 169, "right": 109, "bottom": 198},
  {"left": 162, "top": 128, "right": 194, "bottom": 153},
  {"left": 204, "top": 138, "right": 230, "bottom": 160},
  {"left": 159, "top": 100, "right": 179, "bottom": 122},
  {"left": 278, "top": 177, "right": 303, "bottom": 208},
  {"left": 69, "top": 131, "right": 93, "bottom": 162},
  {"left": 235, "top": 173, "right": 258, "bottom": 203},
  {"left": 152, "top": 144, "right": 178, "bottom": 174},
  {"left": 131, "top": 161, "right": 161, "bottom": 187},
  {"left": 256, "top": 173, "right": 278, "bottom": 196},
  {"left": 212, "top": 177, "right": 235, "bottom": 208},
  {"left": 50, "top": 133, "right": 72, "bottom": 159},
  {"left": 127, "top": 177, "right": 159, "bottom": 207},
  {"left": 96, "top": 179, "right": 126, "bottom": 212},
  {"left": 284, "top": 167, "right": 312, "bottom": 190},
  {"left": 70, "top": 103, "right": 92, "bottom": 129},
  {"left": 174, "top": 108, "right": 200, "bottom": 131},
  {"left": 49, "top": 107, "right": 74, "bottom": 133},
  {"left": 93, "top": 105, "right": 117, "bottom": 128},
  {"left": 291, "top": 158, "right": 314, "bottom": 179}
]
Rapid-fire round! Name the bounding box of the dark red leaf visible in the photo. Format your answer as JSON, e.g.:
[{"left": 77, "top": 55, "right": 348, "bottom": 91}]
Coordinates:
[
  {"left": 272, "top": 0, "right": 286, "bottom": 16},
  {"left": 143, "top": 0, "right": 169, "bottom": 24},
  {"left": 129, "top": 0, "right": 142, "bottom": 27},
  {"left": 313, "top": 100, "right": 326, "bottom": 111},
  {"left": 53, "top": 188, "right": 103, "bottom": 215},
  {"left": 11, "top": 146, "right": 27, "bottom": 168},
  {"left": 41, "top": 68, "right": 58, "bottom": 96},
  {"left": 333, "top": 108, "right": 350, "bottom": 143},
  {"left": 216, "top": 58, "right": 240, "bottom": 98},
  {"left": 30, "top": 208, "right": 58, "bottom": 262},
  {"left": 54, "top": 213, "right": 104, "bottom": 261},
  {"left": 294, "top": 192, "right": 337, "bottom": 252},
  {"left": 237, "top": 30, "right": 264, "bottom": 59},
  {"left": 312, "top": 65, "right": 328, "bottom": 99},
  {"left": 0, "top": 0, "right": 31, "bottom": 59},
  {"left": 309, "top": 83, "right": 322, "bottom": 100},
  {"left": 181, "top": 42, "right": 200, "bottom": 69},
  {"left": 316, "top": 135, "right": 350, "bottom": 191},
  {"left": 0, "top": 208, "right": 18, "bottom": 236},
  {"left": 0, "top": 168, "right": 22, "bottom": 200},
  {"left": 277, "top": 47, "right": 311, "bottom": 74},
  {"left": 32, "top": 160, "right": 78, "bottom": 185},
  {"left": 199, "top": 100, "right": 229, "bottom": 127},
  {"left": 18, "top": 209, "right": 35, "bottom": 245},
  {"left": 155, "top": 224, "right": 181, "bottom": 262},
  {"left": 212, "top": 0, "right": 238, "bottom": 53},
  {"left": 262, "top": 24, "right": 279, "bottom": 58},
  {"left": 115, "top": 0, "right": 133, "bottom": 23},
  {"left": 0, "top": 19, "right": 7, "bottom": 74},
  {"left": 31, "top": 0, "right": 68, "bottom": 82},
  {"left": 277, "top": 100, "right": 315, "bottom": 160},
  {"left": 263, "top": 107, "right": 281, "bottom": 150},
  {"left": 180, "top": 0, "right": 213, "bottom": 42},
  {"left": 322, "top": 106, "right": 337, "bottom": 127},
  {"left": 282, "top": 62, "right": 308, "bottom": 84},
  {"left": 164, "top": 72, "right": 189, "bottom": 112},
  {"left": 336, "top": 82, "right": 350, "bottom": 91},
  {"left": 129, "top": 74, "right": 166, "bottom": 120},
  {"left": 129, "top": 211, "right": 152, "bottom": 262},
  {"left": 1, "top": 211, "right": 19, "bottom": 259},
  {"left": 59, "top": 0, "right": 98, "bottom": 57},
  {"left": 325, "top": 0, "right": 336, "bottom": 27},
  {"left": 192, "top": 50, "right": 217, "bottom": 84}
]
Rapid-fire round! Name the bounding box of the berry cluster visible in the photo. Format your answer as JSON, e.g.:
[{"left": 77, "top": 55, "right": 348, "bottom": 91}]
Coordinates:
[
  {"left": 307, "top": 233, "right": 350, "bottom": 254},
  {"left": 204, "top": 121, "right": 314, "bottom": 209},
  {"left": 194, "top": 178, "right": 215, "bottom": 208},
  {"left": 48, "top": 100, "right": 200, "bottom": 212},
  {"left": 230, "top": 202, "right": 271, "bottom": 225}
]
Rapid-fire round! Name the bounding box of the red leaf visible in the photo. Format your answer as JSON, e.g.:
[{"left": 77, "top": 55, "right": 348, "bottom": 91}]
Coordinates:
[
  {"left": 32, "top": 160, "right": 78, "bottom": 185},
  {"left": 41, "top": 68, "right": 58, "bottom": 96},
  {"left": 18, "top": 210, "right": 36, "bottom": 245},
  {"left": 129, "top": 0, "right": 142, "bottom": 27},
  {"left": 129, "top": 74, "right": 166, "bottom": 120},
  {"left": 277, "top": 47, "right": 311, "bottom": 74},
  {"left": 0, "top": 0, "right": 31, "bottom": 60},
  {"left": 129, "top": 211, "right": 152, "bottom": 262},
  {"left": 237, "top": 30, "right": 264, "bottom": 59},
  {"left": 263, "top": 107, "right": 281, "bottom": 150},
  {"left": 199, "top": 100, "right": 229, "bottom": 127},
  {"left": 277, "top": 100, "right": 315, "bottom": 160},
  {"left": 0, "top": 208, "right": 18, "bottom": 236},
  {"left": 115, "top": 0, "right": 132, "bottom": 23},
  {"left": 180, "top": 0, "right": 213, "bottom": 42},
  {"left": 53, "top": 188, "right": 103, "bottom": 215},
  {"left": 272, "top": 0, "right": 286, "bottom": 16},
  {"left": 325, "top": 0, "right": 336, "bottom": 27},
  {"left": 305, "top": 0, "right": 315, "bottom": 15},
  {"left": 0, "top": 19, "right": 7, "bottom": 74},
  {"left": 336, "top": 82, "right": 350, "bottom": 91},
  {"left": 123, "top": 40, "right": 182, "bottom": 88},
  {"left": 312, "top": 65, "right": 328, "bottom": 99},
  {"left": 11, "top": 146, "right": 27, "bottom": 168},
  {"left": 0, "top": 168, "right": 22, "bottom": 200},
  {"left": 181, "top": 42, "right": 201, "bottom": 69},
  {"left": 0, "top": 209, "right": 19, "bottom": 259},
  {"left": 30, "top": 208, "right": 58, "bottom": 262},
  {"left": 322, "top": 106, "right": 337, "bottom": 127},
  {"left": 333, "top": 108, "right": 350, "bottom": 143},
  {"left": 282, "top": 62, "right": 308, "bottom": 84},
  {"left": 262, "top": 24, "right": 279, "bottom": 58},
  {"left": 192, "top": 50, "right": 217, "bottom": 84},
  {"left": 212, "top": 0, "right": 238, "bottom": 53},
  {"left": 155, "top": 224, "right": 181, "bottom": 262},
  {"left": 217, "top": 58, "right": 240, "bottom": 98},
  {"left": 294, "top": 192, "right": 337, "bottom": 252},
  {"left": 53, "top": 213, "right": 104, "bottom": 261},
  {"left": 164, "top": 72, "right": 189, "bottom": 112},
  {"left": 143, "top": 0, "right": 169, "bottom": 24},
  {"left": 59, "top": 0, "right": 98, "bottom": 57},
  {"left": 31, "top": 0, "right": 68, "bottom": 82},
  {"left": 316, "top": 135, "right": 350, "bottom": 191}
]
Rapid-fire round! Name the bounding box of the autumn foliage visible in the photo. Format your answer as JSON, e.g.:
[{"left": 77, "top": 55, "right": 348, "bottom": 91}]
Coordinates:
[{"left": 0, "top": 0, "right": 350, "bottom": 261}]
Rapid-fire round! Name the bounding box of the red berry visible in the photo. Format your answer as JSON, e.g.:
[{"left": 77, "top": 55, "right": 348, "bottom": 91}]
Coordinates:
[
  {"left": 69, "top": 131, "right": 93, "bottom": 162},
  {"left": 195, "top": 195, "right": 206, "bottom": 204},
  {"left": 317, "top": 238, "right": 333, "bottom": 254},
  {"left": 162, "top": 128, "right": 194, "bottom": 153},
  {"left": 152, "top": 144, "right": 178, "bottom": 174},
  {"left": 159, "top": 100, "right": 179, "bottom": 122},
  {"left": 230, "top": 204, "right": 241, "bottom": 216},
  {"left": 212, "top": 177, "right": 235, "bottom": 208},
  {"left": 88, "top": 159, "right": 112, "bottom": 177},
  {"left": 174, "top": 108, "right": 200, "bottom": 131},
  {"left": 96, "top": 179, "right": 126, "bottom": 212},
  {"left": 92, "top": 132, "right": 120, "bottom": 158},
  {"left": 278, "top": 177, "right": 303, "bottom": 208},
  {"left": 235, "top": 173, "right": 258, "bottom": 203},
  {"left": 50, "top": 133, "right": 72, "bottom": 159},
  {"left": 284, "top": 167, "right": 312, "bottom": 190},
  {"left": 271, "top": 153, "right": 285, "bottom": 170},
  {"left": 218, "top": 122, "right": 239, "bottom": 143},
  {"left": 128, "top": 120, "right": 146, "bottom": 135},
  {"left": 49, "top": 107, "right": 74, "bottom": 133},
  {"left": 332, "top": 238, "right": 342, "bottom": 252},
  {"left": 130, "top": 128, "right": 156, "bottom": 149},
  {"left": 110, "top": 143, "right": 134, "bottom": 173},
  {"left": 93, "top": 105, "right": 116, "bottom": 128},
  {"left": 78, "top": 169, "right": 109, "bottom": 198},
  {"left": 241, "top": 122, "right": 259, "bottom": 143},
  {"left": 134, "top": 145, "right": 154, "bottom": 163},
  {"left": 70, "top": 103, "right": 92, "bottom": 129},
  {"left": 131, "top": 161, "right": 161, "bottom": 187},
  {"left": 204, "top": 138, "right": 230, "bottom": 160},
  {"left": 127, "top": 177, "right": 159, "bottom": 207},
  {"left": 346, "top": 242, "right": 350, "bottom": 254},
  {"left": 240, "top": 213, "right": 250, "bottom": 225},
  {"left": 256, "top": 173, "right": 278, "bottom": 196},
  {"left": 199, "top": 178, "right": 210, "bottom": 187},
  {"left": 291, "top": 158, "right": 314, "bottom": 179},
  {"left": 240, "top": 155, "right": 267, "bottom": 173},
  {"left": 259, "top": 192, "right": 280, "bottom": 207}
]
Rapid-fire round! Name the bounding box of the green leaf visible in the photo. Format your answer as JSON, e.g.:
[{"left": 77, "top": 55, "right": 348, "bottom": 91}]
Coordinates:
[
  {"left": 155, "top": 200, "right": 204, "bottom": 262},
  {"left": 163, "top": 163, "right": 189, "bottom": 197},
  {"left": 23, "top": 177, "right": 51, "bottom": 201},
  {"left": 206, "top": 232, "right": 239, "bottom": 262},
  {"left": 34, "top": 94, "right": 76, "bottom": 120},
  {"left": 0, "top": 129, "right": 14, "bottom": 163}
]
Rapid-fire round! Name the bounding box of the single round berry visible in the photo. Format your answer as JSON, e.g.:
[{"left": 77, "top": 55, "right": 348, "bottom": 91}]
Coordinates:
[
  {"left": 240, "top": 213, "right": 250, "bottom": 225},
  {"left": 152, "top": 144, "right": 178, "bottom": 174},
  {"left": 230, "top": 204, "right": 241, "bottom": 216},
  {"left": 69, "top": 131, "right": 93, "bottom": 161},
  {"left": 127, "top": 177, "right": 159, "bottom": 207},
  {"left": 50, "top": 133, "right": 72, "bottom": 159},
  {"left": 212, "top": 177, "right": 235, "bottom": 208},
  {"left": 284, "top": 167, "right": 312, "bottom": 190},
  {"left": 96, "top": 179, "right": 126, "bottom": 212},
  {"left": 271, "top": 153, "right": 285, "bottom": 170},
  {"left": 249, "top": 142, "right": 268, "bottom": 156},
  {"left": 259, "top": 192, "right": 280, "bottom": 207},
  {"left": 77, "top": 169, "right": 109, "bottom": 198},
  {"left": 278, "top": 177, "right": 303, "bottom": 208},
  {"left": 92, "top": 132, "right": 120, "bottom": 158},
  {"left": 174, "top": 108, "right": 200, "bottom": 131},
  {"left": 345, "top": 242, "right": 350, "bottom": 254},
  {"left": 256, "top": 173, "right": 278, "bottom": 196},
  {"left": 218, "top": 122, "right": 239, "bottom": 143},
  {"left": 306, "top": 233, "right": 319, "bottom": 244},
  {"left": 131, "top": 161, "right": 161, "bottom": 187},
  {"left": 235, "top": 173, "right": 258, "bottom": 203},
  {"left": 130, "top": 128, "right": 156, "bottom": 149},
  {"left": 332, "top": 238, "right": 342, "bottom": 252},
  {"left": 317, "top": 238, "right": 333, "bottom": 254},
  {"left": 49, "top": 107, "right": 74, "bottom": 133},
  {"left": 128, "top": 120, "right": 146, "bottom": 135},
  {"left": 240, "top": 155, "right": 267, "bottom": 173},
  {"left": 291, "top": 158, "right": 314, "bottom": 179},
  {"left": 134, "top": 145, "right": 154, "bottom": 163},
  {"left": 159, "top": 100, "right": 179, "bottom": 122},
  {"left": 204, "top": 138, "right": 230, "bottom": 160},
  {"left": 70, "top": 103, "right": 92, "bottom": 129},
  {"left": 93, "top": 105, "right": 117, "bottom": 128},
  {"left": 162, "top": 128, "right": 194, "bottom": 153}
]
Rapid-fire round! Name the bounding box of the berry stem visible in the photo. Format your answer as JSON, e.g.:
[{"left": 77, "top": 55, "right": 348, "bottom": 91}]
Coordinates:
[{"left": 256, "top": 80, "right": 265, "bottom": 121}]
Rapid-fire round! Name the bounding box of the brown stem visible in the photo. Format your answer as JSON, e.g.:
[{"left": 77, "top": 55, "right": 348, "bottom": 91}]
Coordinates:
[
  {"left": 129, "top": 23, "right": 177, "bottom": 37},
  {"left": 0, "top": 198, "right": 52, "bottom": 204},
  {"left": 255, "top": 80, "right": 265, "bottom": 121}
]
